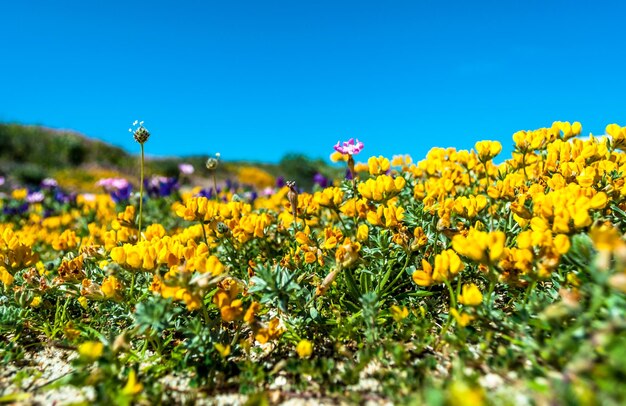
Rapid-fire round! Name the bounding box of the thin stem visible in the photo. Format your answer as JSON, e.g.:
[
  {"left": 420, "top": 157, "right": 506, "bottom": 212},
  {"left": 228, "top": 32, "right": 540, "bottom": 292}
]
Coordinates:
[
  {"left": 380, "top": 254, "right": 411, "bottom": 296},
  {"left": 129, "top": 272, "right": 137, "bottom": 301},
  {"left": 212, "top": 173, "right": 219, "bottom": 203},
  {"left": 487, "top": 277, "right": 497, "bottom": 308},
  {"left": 230, "top": 324, "right": 242, "bottom": 347},
  {"left": 444, "top": 279, "right": 457, "bottom": 309},
  {"left": 523, "top": 280, "right": 537, "bottom": 306},
  {"left": 200, "top": 221, "right": 209, "bottom": 245},
  {"left": 138, "top": 144, "right": 145, "bottom": 242},
  {"left": 521, "top": 152, "right": 528, "bottom": 180},
  {"left": 333, "top": 208, "right": 348, "bottom": 231}
]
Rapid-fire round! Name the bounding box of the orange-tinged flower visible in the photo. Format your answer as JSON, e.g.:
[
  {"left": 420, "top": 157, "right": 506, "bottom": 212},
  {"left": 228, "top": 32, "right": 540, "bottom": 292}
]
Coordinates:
[
  {"left": 220, "top": 299, "right": 244, "bottom": 322},
  {"left": 255, "top": 318, "right": 283, "bottom": 344},
  {"left": 244, "top": 302, "right": 261, "bottom": 323},
  {"left": 412, "top": 259, "right": 433, "bottom": 287},
  {"left": 335, "top": 238, "right": 360, "bottom": 268}
]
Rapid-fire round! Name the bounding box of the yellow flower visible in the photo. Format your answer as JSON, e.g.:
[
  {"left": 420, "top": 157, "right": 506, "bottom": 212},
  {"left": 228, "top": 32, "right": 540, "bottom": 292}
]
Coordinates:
[
  {"left": 11, "top": 188, "right": 28, "bottom": 200},
  {"left": 432, "top": 249, "right": 464, "bottom": 282},
  {"left": 214, "top": 343, "right": 231, "bottom": 358},
  {"left": 475, "top": 140, "right": 502, "bottom": 162},
  {"left": 64, "top": 322, "right": 81, "bottom": 340},
  {"left": 606, "top": 123, "right": 626, "bottom": 149},
  {"left": 314, "top": 187, "right": 344, "bottom": 208},
  {"left": 122, "top": 369, "right": 143, "bottom": 396},
  {"left": 244, "top": 302, "right": 261, "bottom": 323},
  {"left": 452, "top": 229, "right": 505, "bottom": 264},
  {"left": 357, "top": 224, "right": 369, "bottom": 241},
  {"left": 553, "top": 234, "right": 571, "bottom": 255},
  {"left": 330, "top": 151, "right": 348, "bottom": 162},
  {"left": 78, "top": 341, "right": 104, "bottom": 362},
  {"left": 30, "top": 296, "right": 42, "bottom": 308},
  {"left": 448, "top": 380, "right": 485, "bottom": 406},
  {"left": 411, "top": 227, "right": 428, "bottom": 250},
  {"left": 78, "top": 296, "right": 88, "bottom": 309},
  {"left": 220, "top": 299, "right": 244, "bottom": 322},
  {"left": 255, "top": 318, "right": 283, "bottom": 344},
  {"left": 335, "top": 238, "right": 360, "bottom": 268},
  {"left": 390, "top": 305, "right": 409, "bottom": 322},
  {"left": 358, "top": 174, "right": 406, "bottom": 202},
  {"left": 450, "top": 308, "right": 474, "bottom": 327},
  {"left": 457, "top": 284, "right": 483, "bottom": 306},
  {"left": 296, "top": 339, "right": 313, "bottom": 359},
  {"left": 412, "top": 259, "right": 433, "bottom": 287},
  {"left": 367, "top": 202, "right": 405, "bottom": 228},
  {"left": 0, "top": 266, "right": 14, "bottom": 286},
  {"left": 101, "top": 275, "right": 122, "bottom": 300},
  {"left": 205, "top": 255, "right": 225, "bottom": 275},
  {"left": 367, "top": 156, "right": 391, "bottom": 176},
  {"left": 590, "top": 224, "right": 624, "bottom": 252}
]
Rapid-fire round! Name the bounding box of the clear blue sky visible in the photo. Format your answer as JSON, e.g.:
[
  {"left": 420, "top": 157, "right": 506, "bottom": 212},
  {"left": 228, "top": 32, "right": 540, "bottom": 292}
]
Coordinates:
[{"left": 1, "top": 0, "right": 625, "bottom": 163}]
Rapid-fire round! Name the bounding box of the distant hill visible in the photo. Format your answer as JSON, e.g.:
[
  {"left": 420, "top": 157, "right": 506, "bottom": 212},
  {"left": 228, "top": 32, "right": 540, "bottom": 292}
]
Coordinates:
[{"left": 0, "top": 123, "right": 340, "bottom": 191}]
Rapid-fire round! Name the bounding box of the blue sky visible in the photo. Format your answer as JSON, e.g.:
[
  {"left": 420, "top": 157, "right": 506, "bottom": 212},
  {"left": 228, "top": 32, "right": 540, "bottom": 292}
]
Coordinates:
[{"left": 1, "top": 0, "right": 625, "bottom": 163}]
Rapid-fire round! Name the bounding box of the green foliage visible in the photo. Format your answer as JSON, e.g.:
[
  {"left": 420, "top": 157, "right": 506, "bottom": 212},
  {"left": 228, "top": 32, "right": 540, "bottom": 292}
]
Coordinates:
[{"left": 249, "top": 265, "right": 308, "bottom": 313}]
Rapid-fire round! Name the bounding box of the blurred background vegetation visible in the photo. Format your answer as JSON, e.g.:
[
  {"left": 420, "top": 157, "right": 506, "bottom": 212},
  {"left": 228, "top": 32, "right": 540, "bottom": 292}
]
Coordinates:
[{"left": 0, "top": 123, "right": 341, "bottom": 191}]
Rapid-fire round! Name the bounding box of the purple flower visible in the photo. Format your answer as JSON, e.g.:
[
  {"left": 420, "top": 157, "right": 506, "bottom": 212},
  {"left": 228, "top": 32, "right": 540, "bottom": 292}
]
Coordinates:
[
  {"left": 145, "top": 176, "right": 179, "bottom": 198},
  {"left": 276, "top": 176, "right": 285, "bottom": 188},
  {"left": 3, "top": 202, "right": 29, "bottom": 216},
  {"left": 196, "top": 187, "right": 221, "bottom": 199},
  {"left": 0, "top": 177, "right": 5, "bottom": 187},
  {"left": 224, "top": 179, "right": 240, "bottom": 191},
  {"left": 27, "top": 191, "right": 45, "bottom": 203},
  {"left": 110, "top": 185, "right": 132, "bottom": 202},
  {"left": 178, "top": 163, "right": 194, "bottom": 175},
  {"left": 55, "top": 190, "right": 75, "bottom": 204},
  {"left": 41, "top": 178, "right": 58, "bottom": 189},
  {"left": 334, "top": 138, "right": 364, "bottom": 155},
  {"left": 96, "top": 177, "right": 132, "bottom": 202},
  {"left": 313, "top": 173, "right": 329, "bottom": 188}
]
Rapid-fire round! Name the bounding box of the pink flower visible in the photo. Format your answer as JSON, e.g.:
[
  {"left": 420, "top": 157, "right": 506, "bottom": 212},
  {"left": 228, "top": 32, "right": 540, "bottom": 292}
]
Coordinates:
[
  {"left": 178, "top": 163, "right": 194, "bottom": 175},
  {"left": 96, "top": 178, "right": 130, "bottom": 190},
  {"left": 334, "top": 138, "right": 364, "bottom": 155}
]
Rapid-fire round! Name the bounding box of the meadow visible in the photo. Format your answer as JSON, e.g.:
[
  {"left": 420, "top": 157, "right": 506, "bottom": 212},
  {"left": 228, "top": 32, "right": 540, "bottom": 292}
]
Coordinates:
[{"left": 2, "top": 121, "right": 626, "bottom": 405}]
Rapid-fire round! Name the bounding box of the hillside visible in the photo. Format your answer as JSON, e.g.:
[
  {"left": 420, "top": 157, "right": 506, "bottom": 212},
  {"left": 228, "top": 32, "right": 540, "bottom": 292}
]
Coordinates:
[{"left": 0, "top": 123, "right": 339, "bottom": 191}]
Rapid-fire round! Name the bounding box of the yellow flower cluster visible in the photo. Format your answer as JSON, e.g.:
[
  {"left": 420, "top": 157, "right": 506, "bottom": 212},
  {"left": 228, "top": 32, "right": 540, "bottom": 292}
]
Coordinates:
[
  {"left": 358, "top": 174, "right": 406, "bottom": 202},
  {"left": 3, "top": 119, "right": 626, "bottom": 364}
]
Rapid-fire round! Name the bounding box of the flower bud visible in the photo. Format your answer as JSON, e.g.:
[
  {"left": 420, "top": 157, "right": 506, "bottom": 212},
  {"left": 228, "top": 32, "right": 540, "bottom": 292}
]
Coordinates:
[{"left": 133, "top": 126, "right": 150, "bottom": 144}]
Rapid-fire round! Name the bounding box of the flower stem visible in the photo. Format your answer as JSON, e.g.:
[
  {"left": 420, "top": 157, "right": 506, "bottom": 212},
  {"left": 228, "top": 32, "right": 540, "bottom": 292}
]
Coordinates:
[
  {"left": 138, "top": 143, "right": 145, "bottom": 242},
  {"left": 200, "top": 220, "right": 208, "bottom": 245},
  {"left": 212, "top": 173, "right": 219, "bottom": 203}
]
